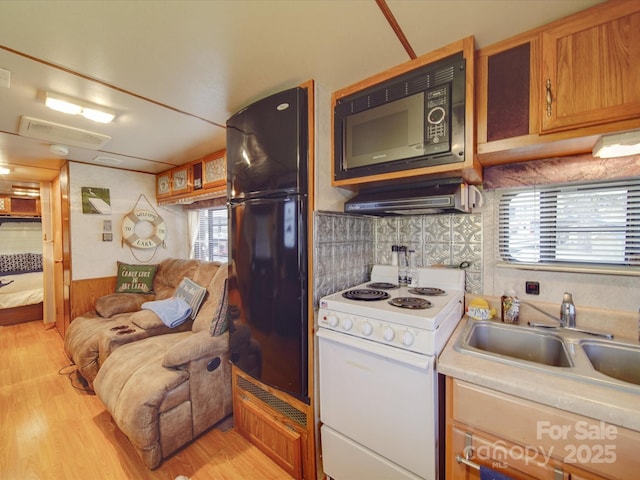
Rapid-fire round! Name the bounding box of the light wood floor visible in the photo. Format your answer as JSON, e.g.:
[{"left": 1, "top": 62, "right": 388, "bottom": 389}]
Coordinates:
[{"left": 0, "top": 320, "right": 291, "bottom": 480}]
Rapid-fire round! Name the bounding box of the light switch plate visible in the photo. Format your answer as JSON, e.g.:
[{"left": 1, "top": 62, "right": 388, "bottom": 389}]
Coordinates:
[{"left": 0, "top": 68, "right": 10, "bottom": 88}]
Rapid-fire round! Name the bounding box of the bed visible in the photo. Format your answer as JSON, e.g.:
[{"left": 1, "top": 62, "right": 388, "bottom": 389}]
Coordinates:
[{"left": 0, "top": 253, "right": 44, "bottom": 326}]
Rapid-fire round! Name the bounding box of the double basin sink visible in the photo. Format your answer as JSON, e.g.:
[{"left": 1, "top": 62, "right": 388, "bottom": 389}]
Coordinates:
[{"left": 455, "top": 320, "right": 640, "bottom": 392}]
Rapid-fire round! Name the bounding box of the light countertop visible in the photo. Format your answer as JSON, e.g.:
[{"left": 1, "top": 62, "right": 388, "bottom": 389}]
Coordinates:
[{"left": 439, "top": 316, "right": 640, "bottom": 433}]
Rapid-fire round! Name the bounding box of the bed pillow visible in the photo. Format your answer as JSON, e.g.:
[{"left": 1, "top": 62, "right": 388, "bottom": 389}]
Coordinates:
[
  {"left": 211, "top": 279, "right": 229, "bottom": 336},
  {"left": 114, "top": 262, "right": 158, "bottom": 294},
  {"left": 174, "top": 277, "right": 207, "bottom": 320}
]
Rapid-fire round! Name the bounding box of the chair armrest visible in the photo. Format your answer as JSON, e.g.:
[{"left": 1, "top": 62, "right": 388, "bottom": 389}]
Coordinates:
[
  {"left": 162, "top": 331, "right": 229, "bottom": 368},
  {"left": 95, "top": 292, "right": 155, "bottom": 317}
]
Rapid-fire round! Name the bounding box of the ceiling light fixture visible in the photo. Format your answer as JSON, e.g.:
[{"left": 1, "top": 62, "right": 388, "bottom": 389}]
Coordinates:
[
  {"left": 45, "top": 92, "right": 116, "bottom": 124},
  {"left": 592, "top": 129, "right": 640, "bottom": 159},
  {"left": 0, "top": 166, "right": 10, "bottom": 175}
]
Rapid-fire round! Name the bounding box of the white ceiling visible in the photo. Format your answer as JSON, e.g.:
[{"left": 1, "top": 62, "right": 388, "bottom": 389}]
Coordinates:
[{"left": 0, "top": 0, "right": 604, "bottom": 186}]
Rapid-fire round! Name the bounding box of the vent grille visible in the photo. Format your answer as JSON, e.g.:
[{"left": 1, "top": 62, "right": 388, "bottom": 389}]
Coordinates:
[
  {"left": 237, "top": 376, "right": 307, "bottom": 427},
  {"left": 18, "top": 116, "right": 111, "bottom": 150},
  {"left": 335, "top": 55, "right": 463, "bottom": 117},
  {"left": 434, "top": 65, "right": 455, "bottom": 85}
]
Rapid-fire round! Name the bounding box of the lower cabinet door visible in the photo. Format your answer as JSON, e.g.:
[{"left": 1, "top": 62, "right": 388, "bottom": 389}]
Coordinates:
[{"left": 234, "top": 393, "right": 303, "bottom": 480}]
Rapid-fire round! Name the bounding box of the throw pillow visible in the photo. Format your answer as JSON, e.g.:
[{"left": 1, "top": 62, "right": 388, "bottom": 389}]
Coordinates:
[
  {"left": 114, "top": 261, "right": 158, "bottom": 294},
  {"left": 211, "top": 278, "right": 229, "bottom": 336},
  {"left": 174, "top": 277, "right": 207, "bottom": 320}
]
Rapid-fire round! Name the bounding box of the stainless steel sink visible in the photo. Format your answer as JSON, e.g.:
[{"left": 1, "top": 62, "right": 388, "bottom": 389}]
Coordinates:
[
  {"left": 455, "top": 319, "right": 640, "bottom": 393},
  {"left": 581, "top": 341, "right": 640, "bottom": 386},
  {"left": 459, "top": 321, "right": 573, "bottom": 367}
]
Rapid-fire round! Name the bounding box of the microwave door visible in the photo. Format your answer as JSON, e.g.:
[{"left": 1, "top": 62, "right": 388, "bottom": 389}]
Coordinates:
[{"left": 345, "top": 92, "right": 425, "bottom": 170}]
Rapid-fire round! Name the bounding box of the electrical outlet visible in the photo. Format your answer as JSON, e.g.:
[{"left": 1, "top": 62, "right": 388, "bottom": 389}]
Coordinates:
[{"left": 525, "top": 281, "right": 540, "bottom": 295}]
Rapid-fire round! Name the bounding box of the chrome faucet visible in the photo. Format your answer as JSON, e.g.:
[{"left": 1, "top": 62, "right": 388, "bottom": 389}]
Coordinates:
[
  {"left": 560, "top": 292, "right": 576, "bottom": 328},
  {"left": 522, "top": 296, "right": 613, "bottom": 339}
]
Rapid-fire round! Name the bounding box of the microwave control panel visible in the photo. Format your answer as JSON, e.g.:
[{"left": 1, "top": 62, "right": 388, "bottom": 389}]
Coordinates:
[{"left": 424, "top": 84, "right": 450, "bottom": 154}]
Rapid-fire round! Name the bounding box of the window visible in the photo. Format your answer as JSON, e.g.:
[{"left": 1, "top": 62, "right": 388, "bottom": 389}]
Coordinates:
[
  {"left": 192, "top": 208, "right": 228, "bottom": 263},
  {"left": 498, "top": 179, "right": 640, "bottom": 268}
]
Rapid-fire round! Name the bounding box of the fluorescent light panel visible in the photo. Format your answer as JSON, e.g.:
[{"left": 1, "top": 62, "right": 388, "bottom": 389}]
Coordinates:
[
  {"left": 593, "top": 129, "right": 640, "bottom": 159},
  {"left": 45, "top": 92, "right": 115, "bottom": 124}
]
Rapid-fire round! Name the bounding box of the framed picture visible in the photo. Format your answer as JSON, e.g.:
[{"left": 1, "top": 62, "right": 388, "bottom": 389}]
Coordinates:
[{"left": 81, "top": 187, "right": 111, "bottom": 214}]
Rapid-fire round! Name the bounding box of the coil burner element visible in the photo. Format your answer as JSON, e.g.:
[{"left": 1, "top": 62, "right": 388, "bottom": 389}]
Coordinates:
[
  {"left": 408, "top": 287, "right": 447, "bottom": 296},
  {"left": 388, "top": 297, "right": 432, "bottom": 309},
  {"left": 367, "top": 282, "right": 399, "bottom": 289},
  {"left": 342, "top": 289, "right": 390, "bottom": 301}
]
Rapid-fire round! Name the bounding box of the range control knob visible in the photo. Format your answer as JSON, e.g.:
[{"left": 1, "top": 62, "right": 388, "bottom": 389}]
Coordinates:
[
  {"left": 327, "top": 314, "right": 339, "bottom": 328},
  {"left": 362, "top": 322, "right": 373, "bottom": 336},
  {"left": 402, "top": 330, "right": 415, "bottom": 346},
  {"left": 342, "top": 316, "right": 354, "bottom": 331},
  {"left": 383, "top": 326, "right": 395, "bottom": 342}
]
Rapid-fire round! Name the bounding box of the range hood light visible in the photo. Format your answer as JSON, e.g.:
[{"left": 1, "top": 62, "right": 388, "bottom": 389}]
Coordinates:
[{"left": 592, "top": 129, "right": 640, "bottom": 158}]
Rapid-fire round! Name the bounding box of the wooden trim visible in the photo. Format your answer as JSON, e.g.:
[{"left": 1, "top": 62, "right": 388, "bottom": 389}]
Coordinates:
[
  {"left": 70, "top": 276, "right": 116, "bottom": 320},
  {"left": 299, "top": 78, "right": 318, "bottom": 480},
  {"left": 374, "top": 0, "right": 416, "bottom": 59}
]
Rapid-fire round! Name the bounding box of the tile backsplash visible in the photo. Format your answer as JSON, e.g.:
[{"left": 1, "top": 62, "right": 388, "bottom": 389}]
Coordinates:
[{"left": 313, "top": 211, "right": 482, "bottom": 306}]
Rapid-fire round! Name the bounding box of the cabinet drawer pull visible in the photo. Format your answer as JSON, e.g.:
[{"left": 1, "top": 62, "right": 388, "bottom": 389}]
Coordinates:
[
  {"left": 546, "top": 78, "right": 553, "bottom": 117},
  {"left": 455, "top": 454, "right": 480, "bottom": 470}
]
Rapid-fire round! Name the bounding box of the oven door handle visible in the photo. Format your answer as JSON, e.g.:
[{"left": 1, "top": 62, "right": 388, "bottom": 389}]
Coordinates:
[{"left": 317, "top": 328, "right": 432, "bottom": 370}]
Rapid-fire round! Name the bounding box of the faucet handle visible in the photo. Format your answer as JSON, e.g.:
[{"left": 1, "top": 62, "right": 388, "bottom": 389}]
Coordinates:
[{"left": 560, "top": 292, "right": 576, "bottom": 328}]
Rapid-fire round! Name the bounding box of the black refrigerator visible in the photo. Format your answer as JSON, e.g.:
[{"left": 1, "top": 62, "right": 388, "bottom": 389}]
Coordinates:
[{"left": 226, "top": 86, "right": 309, "bottom": 403}]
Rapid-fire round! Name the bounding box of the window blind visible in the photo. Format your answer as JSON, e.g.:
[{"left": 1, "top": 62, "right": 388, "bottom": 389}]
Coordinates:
[
  {"left": 498, "top": 179, "right": 640, "bottom": 267},
  {"left": 192, "top": 207, "right": 228, "bottom": 263}
]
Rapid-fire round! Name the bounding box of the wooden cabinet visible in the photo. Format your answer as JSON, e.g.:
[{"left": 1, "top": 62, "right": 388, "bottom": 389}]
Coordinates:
[
  {"left": 232, "top": 366, "right": 315, "bottom": 480},
  {"left": 202, "top": 151, "right": 226, "bottom": 189},
  {"left": 155, "top": 148, "right": 226, "bottom": 203},
  {"left": 0, "top": 195, "right": 41, "bottom": 216},
  {"left": 476, "top": 0, "right": 640, "bottom": 166},
  {"left": 446, "top": 377, "right": 640, "bottom": 480},
  {"left": 541, "top": 1, "right": 640, "bottom": 133}
]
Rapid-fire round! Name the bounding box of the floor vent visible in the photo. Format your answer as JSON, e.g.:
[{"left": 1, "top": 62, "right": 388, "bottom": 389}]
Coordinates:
[
  {"left": 237, "top": 376, "right": 307, "bottom": 427},
  {"left": 18, "top": 116, "right": 111, "bottom": 150}
]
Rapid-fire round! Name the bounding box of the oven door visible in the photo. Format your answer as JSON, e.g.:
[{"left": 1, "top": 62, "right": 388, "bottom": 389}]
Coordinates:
[{"left": 318, "top": 328, "right": 436, "bottom": 480}]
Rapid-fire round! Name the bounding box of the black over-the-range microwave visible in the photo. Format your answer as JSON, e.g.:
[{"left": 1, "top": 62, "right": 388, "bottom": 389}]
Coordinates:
[{"left": 334, "top": 53, "right": 466, "bottom": 181}]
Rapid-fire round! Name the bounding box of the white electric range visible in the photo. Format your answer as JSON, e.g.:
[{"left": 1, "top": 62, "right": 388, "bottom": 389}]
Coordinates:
[{"left": 317, "top": 265, "right": 466, "bottom": 480}]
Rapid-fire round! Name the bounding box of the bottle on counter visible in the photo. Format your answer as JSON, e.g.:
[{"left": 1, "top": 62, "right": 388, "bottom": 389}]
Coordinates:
[
  {"left": 391, "top": 245, "right": 399, "bottom": 266},
  {"left": 501, "top": 289, "right": 520, "bottom": 324},
  {"left": 407, "top": 249, "right": 417, "bottom": 287},
  {"left": 398, "top": 246, "right": 408, "bottom": 286}
]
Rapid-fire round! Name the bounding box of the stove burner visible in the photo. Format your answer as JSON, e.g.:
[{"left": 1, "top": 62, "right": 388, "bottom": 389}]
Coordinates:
[
  {"left": 388, "top": 297, "right": 432, "bottom": 309},
  {"left": 342, "top": 289, "right": 390, "bottom": 301},
  {"left": 367, "top": 282, "right": 399, "bottom": 289},
  {"left": 408, "top": 287, "right": 447, "bottom": 296}
]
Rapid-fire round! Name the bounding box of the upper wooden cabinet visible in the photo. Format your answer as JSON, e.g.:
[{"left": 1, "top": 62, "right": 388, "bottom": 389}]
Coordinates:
[
  {"left": 476, "top": 0, "right": 640, "bottom": 166},
  {"left": 155, "top": 164, "right": 192, "bottom": 199},
  {"left": 0, "top": 195, "right": 41, "bottom": 216},
  {"left": 541, "top": 1, "right": 640, "bottom": 133},
  {"left": 155, "top": 149, "right": 226, "bottom": 203},
  {"left": 201, "top": 151, "right": 226, "bottom": 189}
]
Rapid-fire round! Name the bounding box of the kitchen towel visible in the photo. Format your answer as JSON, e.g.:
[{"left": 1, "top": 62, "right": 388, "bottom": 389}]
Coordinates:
[
  {"left": 480, "top": 465, "right": 513, "bottom": 480},
  {"left": 142, "top": 297, "right": 192, "bottom": 328}
]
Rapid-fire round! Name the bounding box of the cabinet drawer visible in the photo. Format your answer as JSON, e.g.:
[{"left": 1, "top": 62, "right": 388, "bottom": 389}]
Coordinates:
[{"left": 450, "top": 379, "right": 639, "bottom": 479}]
